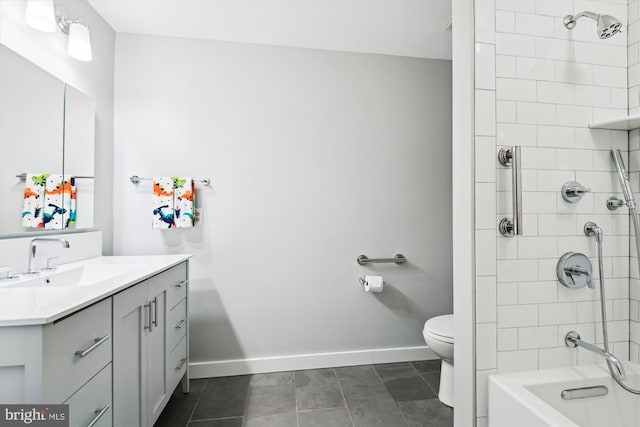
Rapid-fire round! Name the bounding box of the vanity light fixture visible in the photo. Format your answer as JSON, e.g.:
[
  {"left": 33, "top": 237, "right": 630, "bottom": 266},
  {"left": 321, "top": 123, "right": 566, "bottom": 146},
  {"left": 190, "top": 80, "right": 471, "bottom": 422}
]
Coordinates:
[{"left": 24, "top": 0, "right": 93, "bottom": 62}]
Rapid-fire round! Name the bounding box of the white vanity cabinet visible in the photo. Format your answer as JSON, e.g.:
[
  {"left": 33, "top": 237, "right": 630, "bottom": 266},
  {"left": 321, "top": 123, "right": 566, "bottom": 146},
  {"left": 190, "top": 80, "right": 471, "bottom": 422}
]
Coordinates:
[{"left": 113, "top": 262, "right": 189, "bottom": 427}]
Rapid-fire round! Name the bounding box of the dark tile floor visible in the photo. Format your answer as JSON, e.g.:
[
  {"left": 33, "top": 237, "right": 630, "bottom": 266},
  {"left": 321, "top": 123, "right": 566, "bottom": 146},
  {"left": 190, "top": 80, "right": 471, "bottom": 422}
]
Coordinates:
[{"left": 155, "top": 360, "right": 453, "bottom": 427}]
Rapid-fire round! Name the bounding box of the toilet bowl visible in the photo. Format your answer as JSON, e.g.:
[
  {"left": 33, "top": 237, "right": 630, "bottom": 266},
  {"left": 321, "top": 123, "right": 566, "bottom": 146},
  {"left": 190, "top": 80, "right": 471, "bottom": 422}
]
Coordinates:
[{"left": 422, "top": 314, "right": 454, "bottom": 407}]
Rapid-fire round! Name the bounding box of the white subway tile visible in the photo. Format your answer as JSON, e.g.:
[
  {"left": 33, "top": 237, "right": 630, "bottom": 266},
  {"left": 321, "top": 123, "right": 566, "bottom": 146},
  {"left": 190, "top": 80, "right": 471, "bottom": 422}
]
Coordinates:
[
  {"left": 592, "top": 108, "right": 627, "bottom": 125},
  {"left": 521, "top": 146, "right": 556, "bottom": 169},
  {"left": 539, "top": 302, "right": 578, "bottom": 325},
  {"left": 556, "top": 192, "right": 594, "bottom": 214},
  {"left": 516, "top": 57, "right": 555, "bottom": 80},
  {"left": 477, "top": 276, "right": 497, "bottom": 323},
  {"left": 536, "top": 37, "right": 573, "bottom": 61},
  {"left": 556, "top": 148, "right": 593, "bottom": 170},
  {"left": 496, "top": 33, "right": 536, "bottom": 56},
  {"left": 535, "top": 0, "right": 573, "bottom": 18},
  {"left": 518, "top": 325, "right": 557, "bottom": 349},
  {"left": 497, "top": 235, "right": 518, "bottom": 260},
  {"left": 537, "top": 81, "right": 575, "bottom": 104},
  {"left": 498, "top": 329, "right": 518, "bottom": 351},
  {"left": 574, "top": 41, "right": 611, "bottom": 66},
  {"left": 497, "top": 350, "right": 538, "bottom": 372},
  {"left": 497, "top": 259, "right": 538, "bottom": 282},
  {"left": 538, "top": 214, "right": 577, "bottom": 236},
  {"left": 497, "top": 100, "right": 517, "bottom": 123},
  {"left": 476, "top": 0, "right": 497, "bottom": 44},
  {"left": 556, "top": 61, "right": 593, "bottom": 85},
  {"left": 496, "top": 55, "right": 517, "bottom": 78},
  {"left": 476, "top": 44, "right": 497, "bottom": 90},
  {"left": 592, "top": 149, "right": 615, "bottom": 172},
  {"left": 537, "top": 126, "right": 575, "bottom": 148},
  {"left": 522, "top": 192, "right": 557, "bottom": 214},
  {"left": 518, "top": 237, "right": 557, "bottom": 259},
  {"left": 497, "top": 78, "right": 537, "bottom": 101},
  {"left": 476, "top": 137, "right": 497, "bottom": 182},
  {"left": 476, "top": 90, "right": 497, "bottom": 136},
  {"left": 516, "top": 13, "right": 555, "bottom": 36},
  {"left": 554, "top": 17, "right": 594, "bottom": 42},
  {"left": 497, "top": 124, "right": 537, "bottom": 147},
  {"left": 611, "top": 88, "right": 627, "bottom": 110},
  {"left": 477, "top": 230, "right": 497, "bottom": 276},
  {"left": 537, "top": 169, "right": 574, "bottom": 191},
  {"left": 517, "top": 102, "right": 556, "bottom": 125},
  {"left": 556, "top": 105, "right": 592, "bottom": 128},
  {"left": 592, "top": 65, "right": 627, "bottom": 88},
  {"left": 610, "top": 46, "right": 626, "bottom": 68},
  {"left": 477, "top": 323, "right": 497, "bottom": 370},
  {"left": 574, "top": 128, "right": 611, "bottom": 150},
  {"left": 538, "top": 259, "right": 558, "bottom": 281},
  {"left": 498, "top": 304, "right": 539, "bottom": 327},
  {"left": 575, "top": 171, "right": 617, "bottom": 193},
  {"left": 518, "top": 281, "right": 558, "bottom": 304},
  {"left": 574, "top": 85, "right": 610, "bottom": 107},
  {"left": 497, "top": 282, "right": 518, "bottom": 305},
  {"left": 476, "top": 183, "right": 497, "bottom": 229},
  {"left": 612, "top": 299, "right": 629, "bottom": 321},
  {"left": 576, "top": 300, "right": 605, "bottom": 323},
  {"left": 495, "top": 10, "right": 516, "bottom": 33},
  {"left": 539, "top": 347, "right": 577, "bottom": 369},
  {"left": 495, "top": 0, "right": 535, "bottom": 13}
]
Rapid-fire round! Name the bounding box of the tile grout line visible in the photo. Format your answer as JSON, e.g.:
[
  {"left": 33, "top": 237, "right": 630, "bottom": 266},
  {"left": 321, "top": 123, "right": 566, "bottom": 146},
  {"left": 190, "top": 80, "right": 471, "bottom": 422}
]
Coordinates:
[
  {"left": 333, "top": 368, "right": 355, "bottom": 427},
  {"left": 371, "top": 364, "right": 410, "bottom": 427},
  {"left": 293, "top": 371, "right": 300, "bottom": 427},
  {"left": 186, "top": 379, "right": 208, "bottom": 426}
]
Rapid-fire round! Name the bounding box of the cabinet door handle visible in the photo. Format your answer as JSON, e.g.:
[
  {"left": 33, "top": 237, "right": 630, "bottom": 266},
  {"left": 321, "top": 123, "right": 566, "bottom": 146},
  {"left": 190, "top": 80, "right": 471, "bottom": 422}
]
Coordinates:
[
  {"left": 75, "top": 335, "right": 109, "bottom": 358},
  {"left": 175, "top": 358, "right": 187, "bottom": 371},
  {"left": 175, "top": 280, "right": 188, "bottom": 288},
  {"left": 152, "top": 297, "right": 158, "bottom": 327},
  {"left": 175, "top": 319, "right": 187, "bottom": 329},
  {"left": 144, "top": 302, "right": 153, "bottom": 332},
  {"left": 86, "top": 404, "right": 109, "bottom": 427}
]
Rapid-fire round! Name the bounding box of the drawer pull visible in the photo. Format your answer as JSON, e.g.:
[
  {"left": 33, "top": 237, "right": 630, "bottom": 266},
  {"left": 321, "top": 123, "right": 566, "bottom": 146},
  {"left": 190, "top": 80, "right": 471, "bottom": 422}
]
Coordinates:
[
  {"left": 175, "top": 358, "right": 187, "bottom": 371},
  {"left": 75, "top": 335, "right": 110, "bottom": 358},
  {"left": 152, "top": 297, "right": 158, "bottom": 327},
  {"left": 175, "top": 319, "right": 187, "bottom": 329},
  {"left": 175, "top": 280, "right": 188, "bottom": 288},
  {"left": 86, "top": 404, "right": 109, "bottom": 427},
  {"left": 144, "top": 302, "right": 152, "bottom": 332}
]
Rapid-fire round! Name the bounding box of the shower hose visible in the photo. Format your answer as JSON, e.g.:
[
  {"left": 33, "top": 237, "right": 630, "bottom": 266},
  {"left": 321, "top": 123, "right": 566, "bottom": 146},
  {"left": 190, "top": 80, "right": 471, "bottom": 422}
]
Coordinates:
[{"left": 592, "top": 217, "right": 640, "bottom": 394}]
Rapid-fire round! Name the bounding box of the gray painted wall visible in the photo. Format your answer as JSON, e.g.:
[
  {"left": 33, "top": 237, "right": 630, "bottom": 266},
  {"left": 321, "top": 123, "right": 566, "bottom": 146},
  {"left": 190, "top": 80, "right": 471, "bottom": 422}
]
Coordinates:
[{"left": 113, "top": 33, "right": 452, "bottom": 364}]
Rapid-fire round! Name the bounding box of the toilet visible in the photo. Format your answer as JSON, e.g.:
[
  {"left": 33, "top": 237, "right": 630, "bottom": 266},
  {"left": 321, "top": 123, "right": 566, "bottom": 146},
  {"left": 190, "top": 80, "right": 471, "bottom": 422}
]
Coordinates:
[{"left": 422, "top": 314, "right": 454, "bottom": 407}]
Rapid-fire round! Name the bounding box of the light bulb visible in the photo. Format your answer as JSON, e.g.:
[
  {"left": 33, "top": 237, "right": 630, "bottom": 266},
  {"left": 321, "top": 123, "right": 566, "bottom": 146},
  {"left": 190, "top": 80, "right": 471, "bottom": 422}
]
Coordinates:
[
  {"left": 25, "top": 0, "right": 56, "bottom": 32},
  {"left": 68, "top": 22, "right": 92, "bottom": 62}
]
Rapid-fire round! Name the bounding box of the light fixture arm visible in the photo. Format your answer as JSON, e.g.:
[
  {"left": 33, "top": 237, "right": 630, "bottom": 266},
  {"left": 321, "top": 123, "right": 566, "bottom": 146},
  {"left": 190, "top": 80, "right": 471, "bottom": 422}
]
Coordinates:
[{"left": 56, "top": 15, "right": 83, "bottom": 35}]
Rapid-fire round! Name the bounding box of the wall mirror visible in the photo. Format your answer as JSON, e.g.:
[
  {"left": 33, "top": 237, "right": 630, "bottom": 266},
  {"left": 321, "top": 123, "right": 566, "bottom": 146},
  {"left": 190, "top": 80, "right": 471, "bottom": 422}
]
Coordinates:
[{"left": 0, "top": 45, "right": 96, "bottom": 237}]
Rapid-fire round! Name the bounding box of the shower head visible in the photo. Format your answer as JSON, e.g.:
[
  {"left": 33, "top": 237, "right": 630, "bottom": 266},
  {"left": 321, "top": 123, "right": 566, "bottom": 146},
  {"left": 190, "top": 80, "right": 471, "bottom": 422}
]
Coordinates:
[{"left": 563, "top": 11, "right": 622, "bottom": 39}]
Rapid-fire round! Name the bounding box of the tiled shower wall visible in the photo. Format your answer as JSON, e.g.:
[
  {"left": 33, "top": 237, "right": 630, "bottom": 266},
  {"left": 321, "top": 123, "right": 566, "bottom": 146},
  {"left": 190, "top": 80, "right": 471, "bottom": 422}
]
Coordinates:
[
  {"left": 629, "top": 0, "right": 640, "bottom": 366},
  {"left": 473, "top": 0, "right": 631, "bottom": 424}
]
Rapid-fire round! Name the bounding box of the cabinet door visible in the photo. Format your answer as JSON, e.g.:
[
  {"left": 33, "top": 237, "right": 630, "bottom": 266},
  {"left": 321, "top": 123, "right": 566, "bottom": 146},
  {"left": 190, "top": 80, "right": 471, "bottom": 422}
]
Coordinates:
[
  {"left": 113, "top": 281, "right": 149, "bottom": 427},
  {"left": 147, "top": 280, "right": 169, "bottom": 426}
]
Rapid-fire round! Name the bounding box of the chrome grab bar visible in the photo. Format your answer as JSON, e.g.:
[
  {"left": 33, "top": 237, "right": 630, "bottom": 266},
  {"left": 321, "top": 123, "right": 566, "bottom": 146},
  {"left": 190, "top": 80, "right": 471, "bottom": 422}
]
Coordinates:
[
  {"left": 75, "top": 335, "right": 109, "bottom": 358},
  {"left": 86, "top": 404, "right": 109, "bottom": 427},
  {"left": 561, "top": 385, "right": 608, "bottom": 400},
  {"left": 498, "top": 146, "right": 522, "bottom": 237},
  {"left": 357, "top": 254, "right": 407, "bottom": 265}
]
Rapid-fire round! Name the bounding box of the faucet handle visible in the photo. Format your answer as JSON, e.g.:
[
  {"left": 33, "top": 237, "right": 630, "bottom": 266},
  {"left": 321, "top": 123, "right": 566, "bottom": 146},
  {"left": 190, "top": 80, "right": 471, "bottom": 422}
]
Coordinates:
[
  {"left": 43, "top": 256, "right": 59, "bottom": 271},
  {"left": 0, "top": 266, "right": 18, "bottom": 282}
]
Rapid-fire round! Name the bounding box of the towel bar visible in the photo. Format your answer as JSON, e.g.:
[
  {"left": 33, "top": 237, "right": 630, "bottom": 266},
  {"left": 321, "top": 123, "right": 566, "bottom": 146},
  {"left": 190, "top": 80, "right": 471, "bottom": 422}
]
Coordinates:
[
  {"left": 357, "top": 254, "right": 407, "bottom": 266},
  {"left": 129, "top": 175, "right": 210, "bottom": 186},
  {"left": 16, "top": 173, "right": 94, "bottom": 181}
]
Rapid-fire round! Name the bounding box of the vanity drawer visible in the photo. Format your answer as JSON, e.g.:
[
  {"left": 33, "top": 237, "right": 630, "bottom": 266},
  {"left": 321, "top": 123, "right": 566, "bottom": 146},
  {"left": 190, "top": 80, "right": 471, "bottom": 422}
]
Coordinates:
[
  {"left": 167, "top": 299, "right": 187, "bottom": 352},
  {"left": 65, "top": 363, "right": 112, "bottom": 427},
  {"left": 163, "top": 262, "right": 188, "bottom": 309},
  {"left": 168, "top": 335, "right": 188, "bottom": 391},
  {"left": 43, "top": 298, "right": 112, "bottom": 403}
]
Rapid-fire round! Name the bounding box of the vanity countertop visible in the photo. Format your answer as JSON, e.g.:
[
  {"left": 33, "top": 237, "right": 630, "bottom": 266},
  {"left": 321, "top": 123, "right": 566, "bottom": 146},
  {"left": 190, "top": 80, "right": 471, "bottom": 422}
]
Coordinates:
[{"left": 0, "top": 255, "right": 191, "bottom": 326}]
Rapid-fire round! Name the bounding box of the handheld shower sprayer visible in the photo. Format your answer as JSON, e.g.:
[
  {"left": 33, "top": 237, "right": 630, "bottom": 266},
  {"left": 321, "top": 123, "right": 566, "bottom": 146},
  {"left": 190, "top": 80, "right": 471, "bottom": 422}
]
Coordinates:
[{"left": 611, "top": 149, "right": 636, "bottom": 208}]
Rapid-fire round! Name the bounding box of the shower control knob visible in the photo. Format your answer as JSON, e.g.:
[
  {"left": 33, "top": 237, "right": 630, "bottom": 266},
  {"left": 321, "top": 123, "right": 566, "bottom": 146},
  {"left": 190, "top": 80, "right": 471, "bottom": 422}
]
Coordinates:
[{"left": 561, "top": 181, "right": 590, "bottom": 203}]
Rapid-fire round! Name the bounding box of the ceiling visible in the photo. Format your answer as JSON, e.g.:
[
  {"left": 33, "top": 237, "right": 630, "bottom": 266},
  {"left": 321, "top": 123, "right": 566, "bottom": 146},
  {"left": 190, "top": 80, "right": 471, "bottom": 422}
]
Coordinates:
[{"left": 87, "top": 0, "right": 452, "bottom": 60}]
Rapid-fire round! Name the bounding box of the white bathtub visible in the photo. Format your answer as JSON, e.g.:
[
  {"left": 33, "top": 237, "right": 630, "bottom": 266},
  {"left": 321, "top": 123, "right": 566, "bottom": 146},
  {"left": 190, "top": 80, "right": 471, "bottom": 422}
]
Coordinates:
[{"left": 488, "top": 363, "right": 640, "bottom": 427}]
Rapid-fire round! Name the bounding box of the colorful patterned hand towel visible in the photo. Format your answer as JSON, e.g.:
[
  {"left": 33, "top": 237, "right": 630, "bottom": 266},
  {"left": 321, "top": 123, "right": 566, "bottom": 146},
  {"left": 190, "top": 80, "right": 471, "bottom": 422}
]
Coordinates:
[
  {"left": 44, "top": 175, "right": 76, "bottom": 229},
  {"left": 152, "top": 177, "right": 175, "bottom": 229},
  {"left": 21, "top": 173, "right": 48, "bottom": 228},
  {"left": 173, "top": 177, "right": 195, "bottom": 228}
]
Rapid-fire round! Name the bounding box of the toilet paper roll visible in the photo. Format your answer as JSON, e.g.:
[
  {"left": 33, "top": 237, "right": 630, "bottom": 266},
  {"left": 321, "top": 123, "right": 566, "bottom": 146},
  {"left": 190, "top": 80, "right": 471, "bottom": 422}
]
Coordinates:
[{"left": 363, "top": 275, "right": 384, "bottom": 293}]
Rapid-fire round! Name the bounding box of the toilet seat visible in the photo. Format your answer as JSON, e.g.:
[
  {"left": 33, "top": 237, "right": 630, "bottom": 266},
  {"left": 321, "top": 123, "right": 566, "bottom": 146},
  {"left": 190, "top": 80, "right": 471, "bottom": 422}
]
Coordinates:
[{"left": 423, "top": 314, "right": 454, "bottom": 343}]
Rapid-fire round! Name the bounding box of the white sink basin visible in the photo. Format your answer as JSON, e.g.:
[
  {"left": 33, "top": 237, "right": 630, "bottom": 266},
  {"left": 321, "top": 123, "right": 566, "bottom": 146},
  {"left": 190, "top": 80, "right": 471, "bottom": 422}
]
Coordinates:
[{"left": 2, "top": 264, "right": 143, "bottom": 289}]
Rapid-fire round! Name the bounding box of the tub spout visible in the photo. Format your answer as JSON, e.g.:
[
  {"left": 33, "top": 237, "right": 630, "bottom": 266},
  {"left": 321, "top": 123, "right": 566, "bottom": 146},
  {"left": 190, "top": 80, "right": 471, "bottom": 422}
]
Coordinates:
[{"left": 565, "top": 331, "right": 626, "bottom": 381}]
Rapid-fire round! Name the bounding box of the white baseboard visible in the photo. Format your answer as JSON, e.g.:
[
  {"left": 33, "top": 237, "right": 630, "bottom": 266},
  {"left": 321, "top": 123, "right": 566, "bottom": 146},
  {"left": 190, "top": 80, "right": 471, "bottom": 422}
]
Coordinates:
[{"left": 189, "top": 345, "right": 437, "bottom": 378}]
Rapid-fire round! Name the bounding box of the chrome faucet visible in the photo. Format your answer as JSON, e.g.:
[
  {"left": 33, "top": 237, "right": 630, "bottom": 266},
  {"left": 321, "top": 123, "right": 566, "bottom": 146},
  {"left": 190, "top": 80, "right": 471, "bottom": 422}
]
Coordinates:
[
  {"left": 27, "top": 238, "right": 70, "bottom": 274},
  {"left": 565, "top": 331, "right": 626, "bottom": 381}
]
